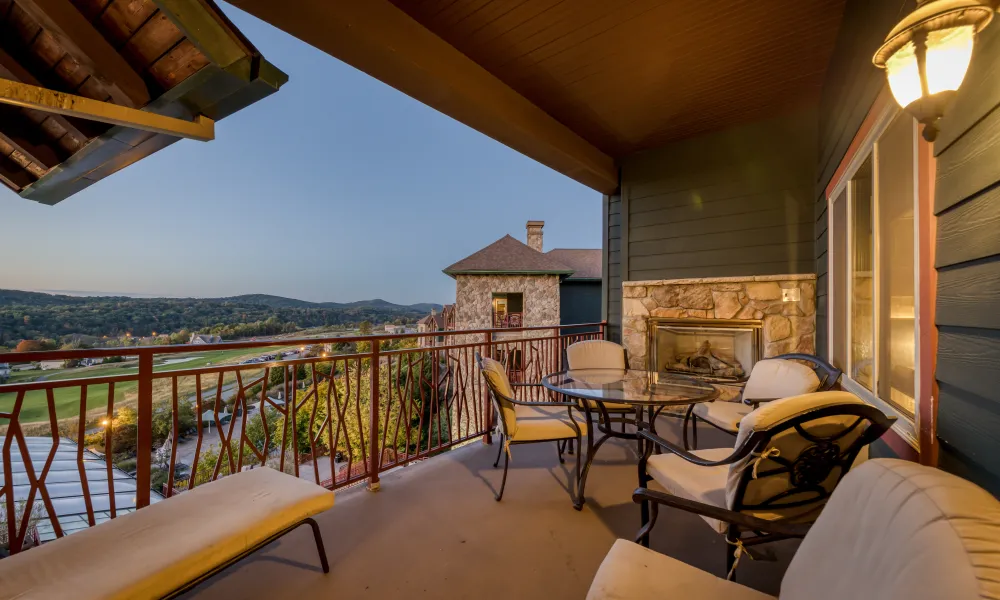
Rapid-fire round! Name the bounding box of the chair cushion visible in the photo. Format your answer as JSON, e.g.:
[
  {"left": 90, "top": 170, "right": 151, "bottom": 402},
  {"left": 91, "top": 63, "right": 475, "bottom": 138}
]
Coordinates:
[
  {"left": 511, "top": 414, "right": 586, "bottom": 443},
  {"left": 479, "top": 356, "right": 518, "bottom": 437},
  {"left": 742, "top": 358, "right": 821, "bottom": 402},
  {"left": 693, "top": 401, "right": 752, "bottom": 432},
  {"left": 566, "top": 340, "right": 627, "bottom": 370},
  {"left": 727, "top": 391, "right": 871, "bottom": 525},
  {"left": 782, "top": 459, "right": 1000, "bottom": 600},
  {"left": 646, "top": 447, "right": 732, "bottom": 533},
  {"left": 0, "top": 467, "right": 334, "bottom": 600},
  {"left": 586, "top": 539, "right": 776, "bottom": 600}
]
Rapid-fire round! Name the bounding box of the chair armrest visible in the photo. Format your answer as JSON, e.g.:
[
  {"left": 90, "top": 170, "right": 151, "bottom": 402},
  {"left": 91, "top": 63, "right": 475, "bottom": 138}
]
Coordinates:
[
  {"left": 632, "top": 488, "right": 813, "bottom": 538},
  {"left": 510, "top": 382, "right": 541, "bottom": 388},
  {"left": 742, "top": 397, "right": 778, "bottom": 407},
  {"left": 637, "top": 428, "right": 742, "bottom": 466}
]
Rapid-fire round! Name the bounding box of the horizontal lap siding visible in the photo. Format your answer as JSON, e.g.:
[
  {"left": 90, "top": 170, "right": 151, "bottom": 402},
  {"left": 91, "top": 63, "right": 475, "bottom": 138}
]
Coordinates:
[
  {"left": 605, "top": 192, "right": 622, "bottom": 342},
  {"left": 620, "top": 108, "right": 817, "bottom": 284},
  {"left": 813, "top": 0, "right": 914, "bottom": 363},
  {"left": 932, "top": 22, "right": 1000, "bottom": 495}
]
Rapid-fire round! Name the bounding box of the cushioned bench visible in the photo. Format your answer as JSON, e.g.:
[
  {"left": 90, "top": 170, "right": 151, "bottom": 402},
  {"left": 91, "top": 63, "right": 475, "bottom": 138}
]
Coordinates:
[{"left": 0, "top": 466, "right": 335, "bottom": 600}]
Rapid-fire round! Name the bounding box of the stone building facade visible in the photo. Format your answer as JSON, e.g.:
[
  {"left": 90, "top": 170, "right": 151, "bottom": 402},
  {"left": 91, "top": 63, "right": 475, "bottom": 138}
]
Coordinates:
[{"left": 454, "top": 274, "right": 560, "bottom": 331}]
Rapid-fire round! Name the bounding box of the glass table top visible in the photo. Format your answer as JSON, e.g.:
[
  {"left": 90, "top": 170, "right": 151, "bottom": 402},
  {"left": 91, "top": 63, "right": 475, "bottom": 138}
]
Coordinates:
[{"left": 542, "top": 369, "right": 719, "bottom": 406}]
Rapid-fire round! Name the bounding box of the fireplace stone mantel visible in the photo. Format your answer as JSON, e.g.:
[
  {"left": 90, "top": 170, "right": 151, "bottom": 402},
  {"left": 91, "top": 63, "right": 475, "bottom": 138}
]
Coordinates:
[{"left": 621, "top": 274, "right": 817, "bottom": 371}]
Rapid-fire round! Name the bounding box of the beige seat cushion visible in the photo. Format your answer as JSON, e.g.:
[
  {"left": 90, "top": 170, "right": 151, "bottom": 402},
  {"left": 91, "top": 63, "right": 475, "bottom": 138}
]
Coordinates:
[
  {"left": 781, "top": 459, "right": 1000, "bottom": 600},
  {"left": 566, "top": 340, "right": 627, "bottom": 370},
  {"left": 0, "top": 467, "right": 334, "bottom": 600},
  {"left": 693, "top": 400, "right": 752, "bottom": 432},
  {"left": 587, "top": 539, "right": 775, "bottom": 600},
  {"left": 512, "top": 410, "right": 587, "bottom": 442},
  {"left": 742, "top": 358, "right": 821, "bottom": 401},
  {"left": 645, "top": 447, "right": 731, "bottom": 533}
]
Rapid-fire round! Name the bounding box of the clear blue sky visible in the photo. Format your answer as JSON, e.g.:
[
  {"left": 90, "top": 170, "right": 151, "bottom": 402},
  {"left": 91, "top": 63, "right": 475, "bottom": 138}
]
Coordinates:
[{"left": 0, "top": 3, "right": 601, "bottom": 305}]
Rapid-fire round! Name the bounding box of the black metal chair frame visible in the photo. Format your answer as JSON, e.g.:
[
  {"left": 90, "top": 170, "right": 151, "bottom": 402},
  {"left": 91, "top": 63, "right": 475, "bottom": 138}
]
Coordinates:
[
  {"left": 164, "top": 517, "right": 329, "bottom": 599},
  {"left": 682, "top": 353, "right": 844, "bottom": 450},
  {"left": 476, "top": 352, "right": 584, "bottom": 506},
  {"left": 636, "top": 402, "right": 893, "bottom": 580}
]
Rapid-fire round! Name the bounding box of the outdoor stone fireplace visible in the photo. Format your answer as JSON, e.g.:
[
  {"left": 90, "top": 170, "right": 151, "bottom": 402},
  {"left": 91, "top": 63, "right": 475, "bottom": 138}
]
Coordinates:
[{"left": 622, "top": 275, "right": 817, "bottom": 373}]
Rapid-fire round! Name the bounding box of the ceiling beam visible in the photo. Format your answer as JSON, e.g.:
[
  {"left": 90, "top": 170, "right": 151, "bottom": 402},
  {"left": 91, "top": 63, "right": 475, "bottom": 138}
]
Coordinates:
[
  {"left": 0, "top": 104, "right": 61, "bottom": 168},
  {"left": 0, "top": 79, "right": 214, "bottom": 141},
  {"left": 13, "top": 0, "right": 151, "bottom": 108},
  {"left": 227, "top": 0, "right": 618, "bottom": 194},
  {"left": 0, "top": 46, "right": 91, "bottom": 142}
]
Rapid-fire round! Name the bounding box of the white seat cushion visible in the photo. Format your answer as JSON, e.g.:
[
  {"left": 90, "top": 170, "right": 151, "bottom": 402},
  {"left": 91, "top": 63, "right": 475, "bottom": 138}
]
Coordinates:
[
  {"left": 645, "top": 447, "right": 731, "bottom": 533},
  {"left": 782, "top": 459, "right": 1000, "bottom": 600},
  {"left": 0, "top": 467, "right": 333, "bottom": 600},
  {"left": 587, "top": 539, "right": 776, "bottom": 600},
  {"left": 566, "top": 340, "right": 627, "bottom": 370},
  {"left": 742, "top": 358, "right": 821, "bottom": 401},
  {"left": 693, "top": 401, "right": 752, "bottom": 432}
]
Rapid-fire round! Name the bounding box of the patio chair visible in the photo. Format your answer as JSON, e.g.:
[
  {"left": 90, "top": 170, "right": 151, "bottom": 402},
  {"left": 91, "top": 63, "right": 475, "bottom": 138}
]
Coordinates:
[
  {"left": 684, "top": 354, "right": 842, "bottom": 449},
  {"left": 476, "top": 353, "right": 584, "bottom": 505},
  {"left": 635, "top": 391, "right": 893, "bottom": 579},
  {"left": 564, "top": 340, "right": 635, "bottom": 432},
  {"left": 588, "top": 458, "right": 1000, "bottom": 599}
]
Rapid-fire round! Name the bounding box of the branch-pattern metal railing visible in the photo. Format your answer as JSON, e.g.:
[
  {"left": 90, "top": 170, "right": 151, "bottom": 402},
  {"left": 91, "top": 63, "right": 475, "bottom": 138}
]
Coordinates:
[{"left": 0, "top": 322, "right": 604, "bottom": 555}]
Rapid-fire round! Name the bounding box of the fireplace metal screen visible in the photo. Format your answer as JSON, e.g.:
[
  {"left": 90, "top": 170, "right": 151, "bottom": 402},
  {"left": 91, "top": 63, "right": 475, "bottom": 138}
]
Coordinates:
[{"left": 647, "top": 318, "right": 763, "bottom": 383}]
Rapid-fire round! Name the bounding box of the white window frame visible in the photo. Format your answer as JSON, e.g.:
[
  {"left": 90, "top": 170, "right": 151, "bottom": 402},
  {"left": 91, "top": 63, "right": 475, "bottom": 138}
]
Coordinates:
[{"left": 826, "top": 102, "right": 921, "bottom": 449}]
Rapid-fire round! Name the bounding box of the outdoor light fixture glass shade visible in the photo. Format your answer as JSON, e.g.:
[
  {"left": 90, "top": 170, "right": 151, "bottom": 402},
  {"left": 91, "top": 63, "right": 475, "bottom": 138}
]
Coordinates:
[{"left": 874, "top": 0, "right": 994, "bottom": 141}]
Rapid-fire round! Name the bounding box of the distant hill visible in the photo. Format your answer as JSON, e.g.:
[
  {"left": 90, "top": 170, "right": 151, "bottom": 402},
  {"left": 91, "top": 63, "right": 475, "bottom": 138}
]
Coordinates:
[
  {"left": 0, "top": 289, "right": 443, "bottom": 346},
  {"left": 214, "top": 294, "right": 440, "bottom": 313}
]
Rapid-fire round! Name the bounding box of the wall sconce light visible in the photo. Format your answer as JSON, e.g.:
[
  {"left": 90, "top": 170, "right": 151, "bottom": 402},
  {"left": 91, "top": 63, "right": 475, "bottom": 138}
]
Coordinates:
[{"left": 873, "top": 0, "right": 994, "bottom": 141}]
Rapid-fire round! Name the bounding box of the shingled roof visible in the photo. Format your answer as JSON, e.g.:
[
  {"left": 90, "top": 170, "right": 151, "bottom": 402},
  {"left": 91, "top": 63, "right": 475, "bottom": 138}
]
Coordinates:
[
  {"left": 545, "top": 249, "right": 601, "bottom": 280},
  {"left": 443, "top": 235, "right": 575, "bottom": 277}
]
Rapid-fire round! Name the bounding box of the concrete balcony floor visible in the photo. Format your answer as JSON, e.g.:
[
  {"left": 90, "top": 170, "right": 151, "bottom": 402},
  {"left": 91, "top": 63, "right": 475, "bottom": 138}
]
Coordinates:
[{"left": 185, "top": 418, "right": 797, "bottom": 599}]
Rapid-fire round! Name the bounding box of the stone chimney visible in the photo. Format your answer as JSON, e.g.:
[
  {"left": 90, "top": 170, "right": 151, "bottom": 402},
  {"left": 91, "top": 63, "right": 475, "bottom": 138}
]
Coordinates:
[{"left": 526, "top": 220, "right": 544, "bottom": 253}]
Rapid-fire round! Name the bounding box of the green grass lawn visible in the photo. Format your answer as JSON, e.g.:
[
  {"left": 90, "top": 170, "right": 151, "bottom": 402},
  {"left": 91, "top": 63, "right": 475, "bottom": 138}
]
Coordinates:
[{"left": 1, "top": 346, "right": 291, "bottom": 426}]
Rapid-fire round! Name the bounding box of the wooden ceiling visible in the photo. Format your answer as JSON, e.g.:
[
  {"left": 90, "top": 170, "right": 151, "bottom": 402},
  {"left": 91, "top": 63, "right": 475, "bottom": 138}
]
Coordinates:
[
  {"left": 388, "top": 0, "right": 847, "bottom": 158},
  {"left": 0, "top": 0, "right": 284, "bottom": 203}
]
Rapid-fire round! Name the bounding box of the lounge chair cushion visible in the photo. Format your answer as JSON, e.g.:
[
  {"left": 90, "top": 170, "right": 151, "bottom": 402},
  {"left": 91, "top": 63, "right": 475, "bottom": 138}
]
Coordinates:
[
  {"left": 645, "top": 447, "right": 732, "bottom": 533},
  {"left": 742, "top": 358, "right": 821, "bottom": 402},
  {"left": 0, "top": 467, "right": 334, "bottom": 600},
  {"left": 565, "top": 340, "right": 627, "bottom": 370},
  {"left": 586, "top": 539, "right": 775, "bottom": 600},
  {"left": 781, "top": 459, "right": 1000, "bottom": 600},
  {"left": 693, "top": 401, "right": 752, "bottom": 433}
]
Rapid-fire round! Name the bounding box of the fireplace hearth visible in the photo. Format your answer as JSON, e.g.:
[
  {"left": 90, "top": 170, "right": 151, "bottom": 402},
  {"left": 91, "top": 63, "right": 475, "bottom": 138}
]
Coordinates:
[
  {"left": 649, "top": 318, "right": 763, "bottom": 382},
  {"left": 621, "top": 275, "right": 817, "bottom": 373}
]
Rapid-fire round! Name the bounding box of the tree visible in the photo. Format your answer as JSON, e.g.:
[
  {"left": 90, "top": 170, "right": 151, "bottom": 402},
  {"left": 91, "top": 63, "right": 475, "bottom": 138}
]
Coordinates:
[
  {"left": 15, "top": 339, "right": 48, "bottom": 352},
  {"left": 359, "top": 320, "right": 373, "bottom": 336}
]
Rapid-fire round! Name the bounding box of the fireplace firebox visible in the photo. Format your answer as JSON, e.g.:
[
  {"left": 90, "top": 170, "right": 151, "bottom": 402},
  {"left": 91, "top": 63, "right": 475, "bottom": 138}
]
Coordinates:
[{"left": 647, "top": 318, "right": 763, "bottom": 383}]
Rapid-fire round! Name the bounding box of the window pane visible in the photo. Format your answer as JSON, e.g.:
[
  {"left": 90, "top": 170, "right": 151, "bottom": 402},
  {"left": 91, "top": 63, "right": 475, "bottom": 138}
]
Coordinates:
[
  {"left": 850, "top": 157, "right": 874, "bottom": 391},
  {"left": 876, "top": 115, "right": 917, "bottom": 417},
  {"left": 832, "top": 189, "right": 848, "bottom": 371}
]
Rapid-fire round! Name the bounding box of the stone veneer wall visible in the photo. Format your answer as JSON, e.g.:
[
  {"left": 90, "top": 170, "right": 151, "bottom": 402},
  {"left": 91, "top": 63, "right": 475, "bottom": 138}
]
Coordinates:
[
  {"left": 621, "top": 275, "right": 817, "bottom": 370},
  {"left": 455, "top": 274, "right": 560, "bottom": 332}
]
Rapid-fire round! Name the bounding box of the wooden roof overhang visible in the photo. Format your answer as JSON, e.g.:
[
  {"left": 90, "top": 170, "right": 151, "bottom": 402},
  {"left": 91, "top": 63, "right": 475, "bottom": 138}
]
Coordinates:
[
  {"left": 228, "top": 0, "right": 847, "bottom": 194},
  {"left": 0, "top": 0, "right": 286, "bottom": 204}
]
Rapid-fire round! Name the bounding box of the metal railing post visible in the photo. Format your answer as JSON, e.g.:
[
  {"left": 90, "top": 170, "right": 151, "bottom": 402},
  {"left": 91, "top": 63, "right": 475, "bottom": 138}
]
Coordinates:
[
  {"left": 136, "top": 351, "right": 153, "bottom": 508},
  {"left": 482, "top": 330, "right": 493, "bottom": 445},
  {"left": 368, "top": 339, "right": 381, "bottom": 492}
]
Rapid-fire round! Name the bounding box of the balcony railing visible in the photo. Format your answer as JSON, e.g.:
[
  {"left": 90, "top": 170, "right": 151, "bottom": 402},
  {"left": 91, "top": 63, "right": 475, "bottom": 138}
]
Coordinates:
[
  {"left": 492, "top": 311, "right": 523, "bottom": 328},
  {"left": 0, "top": 322, "right": 604, "bottom": 555}
]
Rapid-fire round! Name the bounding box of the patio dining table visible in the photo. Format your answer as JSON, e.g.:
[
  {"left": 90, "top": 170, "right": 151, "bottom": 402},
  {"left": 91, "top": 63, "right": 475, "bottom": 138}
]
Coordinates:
[{"left": 541, "top": 369, "right": 719, "bottom": 510}]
